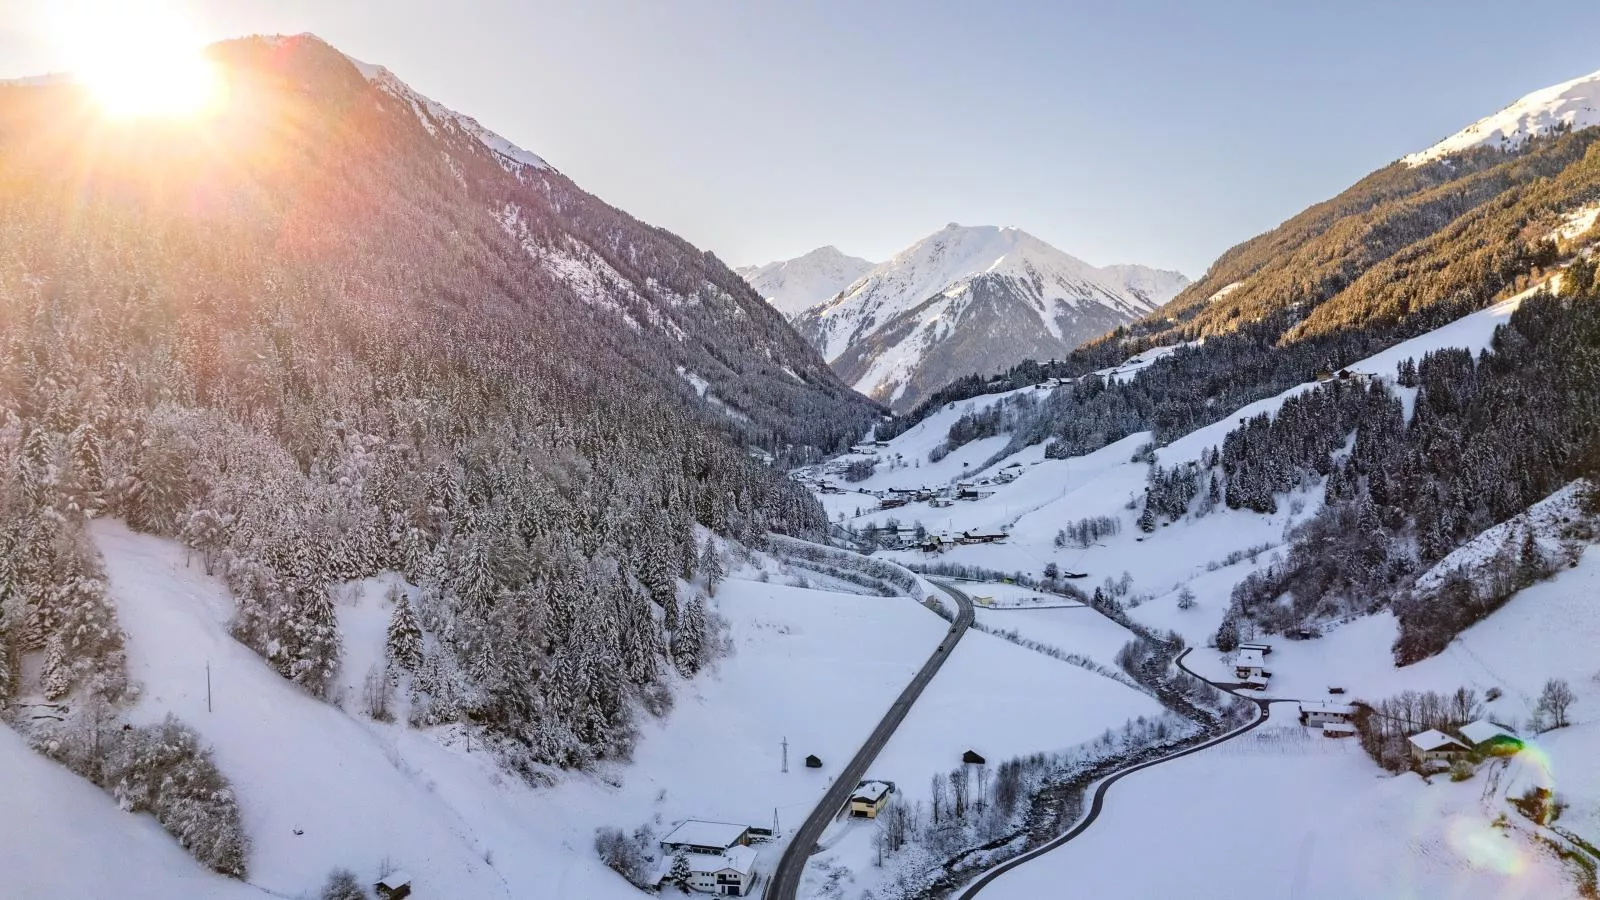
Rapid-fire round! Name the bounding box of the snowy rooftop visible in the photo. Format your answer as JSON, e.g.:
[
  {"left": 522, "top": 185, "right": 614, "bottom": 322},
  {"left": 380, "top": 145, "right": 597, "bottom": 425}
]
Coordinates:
[
  {"left": 1459, "top": 720, "right": 1520, "bottom": 746},
  {"left": 660, "top": 820, "right": 750, "bottom": 851},
  {"left": 1300, "top": 700, "right": 1356, "bottom": 716},
  {"left": 1408, "top": 729, "right": 1467, "bottom": 752},
  {"left": 377, "top": 871, "right": 412, "bottom": 889},
  {"left": 852, "top": 781, "right": 891, "bottom": 803},
  {"left": 1321, "top": 722, "right": 1357, "bottom": 735},
  {"left": 658, "top": 846, "right": 758, "bottom": 882},
  {"left": 1236, "top": 648, "right": 1265, "bottom": 669}
]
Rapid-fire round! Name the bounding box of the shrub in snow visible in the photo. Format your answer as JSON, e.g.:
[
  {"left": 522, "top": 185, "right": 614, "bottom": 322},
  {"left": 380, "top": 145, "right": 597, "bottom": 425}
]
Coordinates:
[
  {"left": 320, "top": 867, "right": 370, "bottom": 900},
  {"left": 594, "top": 824, "right": 657, "bottom": 889},
  {"left": 33, "top": 712, "right": 248, "bottom": 878}
]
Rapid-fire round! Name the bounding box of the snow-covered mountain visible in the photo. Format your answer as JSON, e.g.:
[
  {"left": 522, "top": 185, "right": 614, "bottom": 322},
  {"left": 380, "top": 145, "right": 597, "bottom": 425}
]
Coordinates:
[
  {"left": 1404, "top": 66, "right": 1600, "bottom": 166},
  {"left": 792, "top": 224, "right": 1187, "bottom": 411},
  {"left": 736, "top": 246, "right": 876, "bottom": 318}
]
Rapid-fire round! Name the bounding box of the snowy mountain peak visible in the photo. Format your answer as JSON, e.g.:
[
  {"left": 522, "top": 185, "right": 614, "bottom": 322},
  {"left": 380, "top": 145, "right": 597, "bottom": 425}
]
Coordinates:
[
  {"left": 342, "top": 48, "right": 553, "bottom": 173},
  {"left": 792, "top": 225, "right": 1188, "bottom": 410},
  {"left": 736, "top": 245, "right": 876, "bottom": 318},
  {"left": 1403, "top": 67, "right": 1600, "bottom": 167}
]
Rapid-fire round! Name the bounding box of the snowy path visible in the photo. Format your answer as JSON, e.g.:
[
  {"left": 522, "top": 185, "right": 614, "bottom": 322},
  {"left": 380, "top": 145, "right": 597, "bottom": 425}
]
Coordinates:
[
  {"left": 955, "top": 649, "right": 1269, "bottom": 898},
  {"left": 767, "top": 580, "right": 975, "bottom": 900}
]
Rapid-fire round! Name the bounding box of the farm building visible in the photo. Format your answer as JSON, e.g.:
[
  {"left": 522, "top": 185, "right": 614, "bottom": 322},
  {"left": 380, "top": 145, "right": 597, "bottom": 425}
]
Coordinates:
[
  {"left": 1298, "top": 700, "right": 1356, "bottom": 727},
  {"left": 849, "top": 781, "right": 894, "bottom": 819},
  {"left": 1238, "top": 641, "right": 1272, "bottom": 656},
  {"left": 1459, "top": 720, "right": 1523, "bottom": 754},
  {"left": 1320, "top": 722, "right": 1356, "bottom": 738},
  {"left": 963, "top": 750, "right": 986, "bottom": 765},
  {"left": 374, "top": 872, "right": 412, "bottom": 900},
  {"left": 1408, "top": 729, "right": 1470, "bottom": 764},
  {"left": 805, "top": 754, "right": 823, "bottom": 769},
  {"left": 661, "top": 820, "right": 753, "bottom": 856}
]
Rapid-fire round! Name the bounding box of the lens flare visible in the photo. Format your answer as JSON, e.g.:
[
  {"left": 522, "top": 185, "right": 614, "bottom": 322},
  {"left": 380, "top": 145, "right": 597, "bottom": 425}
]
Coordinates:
[{"left": 51, "top": 1, "right": 224, "bottom": 119}]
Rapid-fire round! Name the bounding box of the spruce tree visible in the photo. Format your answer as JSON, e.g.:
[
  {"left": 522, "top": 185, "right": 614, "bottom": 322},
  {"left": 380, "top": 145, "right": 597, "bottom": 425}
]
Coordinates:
[
  {"left": 386, "top": 587, "right": 424, "bottom": 675},
  {"left": 698, "top": 538, "right": 724, "bottom": 597}
]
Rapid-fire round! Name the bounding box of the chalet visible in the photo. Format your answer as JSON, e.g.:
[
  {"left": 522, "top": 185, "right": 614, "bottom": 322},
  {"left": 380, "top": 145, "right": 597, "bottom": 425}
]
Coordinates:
[
  {"left": 929, "top": 497, "right": 955, "bottom": 508},
  {"left": 849, "top": 781, "right": 894, "bottom": 819},
  {"left": 1320, "top": 722, "right": 1356, "bottom": 739},
  {"left": 661, "top": 820, "right": 753, "bottom": 856},
  {"left": 879, "top": 496, "right": 909, "bottom": 510},
  {"left": 958, "top": 530, "right": 1008, "bottom": 545},
  {"left": 659, "top": 846, "right": 759, "bottom": 897},
  {"left": 919, "top": 535, "right": 947, "bottom": 553},
  {"left": 805, "top": 754, "right": 823, "bottom": 769},
  {"left": 963, "top": 750, "right": 986, "bottom": 765},
  {"left": 1459, "top": 720, "right": 1523, "bottom": 754},
  {"left": 374, "top": 872, "right": 412, "bottom": 900},
  {"left": 1408, "top": 729, "right": 1469, "bottom": 764},
  {"left": 1233, "top": 648, "right": 1269, "bottom": 683},
  {"left": 894, "top": 528, "right": 920, "bottom": 549},
  {"left": 1238, "top": 641, "right": 1272, "bottom": 656},
  {"left": 1298, "top": 700, "right": 1356, "bottom": 727}
]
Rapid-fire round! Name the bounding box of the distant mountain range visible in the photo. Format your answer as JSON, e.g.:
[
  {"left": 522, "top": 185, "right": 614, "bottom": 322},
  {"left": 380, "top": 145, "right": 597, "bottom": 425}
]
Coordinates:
[
  {"left": 736, "top": 247, "right": 876, "bottom": 317},
  {"left": 753, "top": 225, "right": 1186, "bottom": 411}
]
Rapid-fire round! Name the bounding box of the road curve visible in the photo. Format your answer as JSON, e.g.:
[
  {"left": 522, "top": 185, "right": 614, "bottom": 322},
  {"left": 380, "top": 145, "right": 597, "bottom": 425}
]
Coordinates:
[
  {"left": 956, "top": 648, "right": 1270, "bottom": 899},
  {"left": 767, "top": 579, "right": 976, "bottom": 900}
]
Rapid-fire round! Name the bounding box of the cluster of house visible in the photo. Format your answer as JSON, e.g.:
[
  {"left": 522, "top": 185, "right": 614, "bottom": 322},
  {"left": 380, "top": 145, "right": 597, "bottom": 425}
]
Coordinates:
[
  {"left": 654, "top": 820, "right": 776, "bottom": 897},
  {"left": 1232, "top": 642, "right": 1273, "bottom": 689},
  {"left": 1407, "top": 720, "right": 1524, "bottom": 767}
]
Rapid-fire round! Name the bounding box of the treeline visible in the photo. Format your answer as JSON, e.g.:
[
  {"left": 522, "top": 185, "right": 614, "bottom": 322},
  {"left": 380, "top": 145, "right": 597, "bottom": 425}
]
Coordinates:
[{"left": 1219, "top": 286, "right": 1600, "bottom": 662}]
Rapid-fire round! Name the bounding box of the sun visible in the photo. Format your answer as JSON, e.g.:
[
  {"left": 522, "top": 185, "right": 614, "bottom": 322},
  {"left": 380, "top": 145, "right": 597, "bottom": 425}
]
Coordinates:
[{"left": 52, "top": 2, "right": 225, "bottom": 120}]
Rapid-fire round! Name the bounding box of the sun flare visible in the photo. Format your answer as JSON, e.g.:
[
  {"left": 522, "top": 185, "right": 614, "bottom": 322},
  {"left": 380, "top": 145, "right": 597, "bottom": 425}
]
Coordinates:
[{"left": 53, "top": 2, "right": 224, "bottom": 120}]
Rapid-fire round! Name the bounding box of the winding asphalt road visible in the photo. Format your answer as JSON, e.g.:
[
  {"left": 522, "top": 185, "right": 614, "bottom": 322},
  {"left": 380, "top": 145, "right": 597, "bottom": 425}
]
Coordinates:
[
  {"left": 955, "top": 648, "right": 1271, "bottom": 898},
  {"left": 766, "top": 580, "right": 976, "bottom": 900}
]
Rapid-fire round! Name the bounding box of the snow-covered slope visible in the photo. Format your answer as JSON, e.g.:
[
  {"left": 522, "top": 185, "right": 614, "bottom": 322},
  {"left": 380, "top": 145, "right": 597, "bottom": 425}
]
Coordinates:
[
  {"left": 793, "top": 224, "right": 1187, "bottom": 411},
  {"left": 1404, "top": 67, "right": 1600, "bottom": 167},
  {"left": 344, "top": 50, "right": 552, "bottom": 172},
  {"left": 736, "top": 246, "right": 876, "bottom": 318},
  {"left": 4, "top": 522, "right": 961, "bottom": 897}
]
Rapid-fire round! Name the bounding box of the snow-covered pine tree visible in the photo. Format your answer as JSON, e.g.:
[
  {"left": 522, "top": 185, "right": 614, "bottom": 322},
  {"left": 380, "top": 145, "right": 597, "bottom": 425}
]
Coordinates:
[
  {"left": 386, "top": 586, "right": 424, "bottom": 675},
  {"left": 667, "top": 851, "right": 692, "bottom": 891},
  {"left": 698, "top": 537, "right": 724, "bottom": 596},
  {"left": 672, "top": 593, "right": 708, "bottom": 677}
]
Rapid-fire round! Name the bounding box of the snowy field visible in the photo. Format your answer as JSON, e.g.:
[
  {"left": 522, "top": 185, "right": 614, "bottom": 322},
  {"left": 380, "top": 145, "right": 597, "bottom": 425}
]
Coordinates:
[
  {"left": 5, "top": 522, "right": 953, "bottom": 899},
  {"left": 975, "top": 704, "right": 1584, "bottom": 900}
]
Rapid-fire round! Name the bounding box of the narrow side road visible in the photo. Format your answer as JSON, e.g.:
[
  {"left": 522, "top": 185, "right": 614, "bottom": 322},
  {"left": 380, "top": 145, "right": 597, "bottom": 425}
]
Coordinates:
[
  {"left": 767, "top": 580, "right": 975, "bottom": 900},
  {"left": 955, "top": 648, "right": 1270, "bottom": 899}
]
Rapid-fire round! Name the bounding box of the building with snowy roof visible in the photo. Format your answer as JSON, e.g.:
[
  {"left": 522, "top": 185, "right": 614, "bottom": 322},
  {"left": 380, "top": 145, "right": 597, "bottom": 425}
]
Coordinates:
[
  {"left": 849, "top": 780, "right": 894, "bottom": 818},
  {"left": 1408, "top": 729, "right": 1469, "bottom": 763},
  {"left": 660, "top": 820, "right": 753, "bottom": 856},
  {"left": 1459, "top": 720, "right": 1523, "bottom": 754},
  {"left": 1298, "top": 700, "right": 1357, "bottom": 727},
  {"left": 658, "top": 845, "right": 759, "bottom": 897},
  {"left": 1234, "top": 648, "right": 1268, "bottom": 682}
]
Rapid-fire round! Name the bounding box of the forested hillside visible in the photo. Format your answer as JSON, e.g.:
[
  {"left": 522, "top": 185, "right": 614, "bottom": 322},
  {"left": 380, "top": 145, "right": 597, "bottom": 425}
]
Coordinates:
[{"left": 0, "top": 32, "right": 879, "bottom": 794}]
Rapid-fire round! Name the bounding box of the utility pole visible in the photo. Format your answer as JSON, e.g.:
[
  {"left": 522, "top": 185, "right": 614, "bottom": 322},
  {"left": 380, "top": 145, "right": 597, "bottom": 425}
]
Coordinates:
[
  {"left": 781, "top": 736, "right": 789, "bottom": 773},
  {"left": 773, "top": 808, "right": 780, "bottom": 840},
  {"left": 206, "top": 661, "right": 212, "bottom": 713}
]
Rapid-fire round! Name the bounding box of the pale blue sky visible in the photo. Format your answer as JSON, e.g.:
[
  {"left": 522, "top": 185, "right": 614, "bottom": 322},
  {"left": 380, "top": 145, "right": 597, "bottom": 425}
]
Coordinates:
[{"left": 5, "top": 1, "right": 1599, "bottom": 276}]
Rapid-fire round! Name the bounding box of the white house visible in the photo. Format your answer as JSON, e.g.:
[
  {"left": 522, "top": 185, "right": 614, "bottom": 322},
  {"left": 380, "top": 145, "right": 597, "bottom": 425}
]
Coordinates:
[
  {"left": 1408, "top": 729, "right": 1469, "bottom": 764},
  {"left": 1234, "top": 648, "right": 1268, "bottom": 683},
  {"left": 849, "top": 780, "right": 894, "bottom": 818},
  {"left": 659, "top": 846, "right": 758, "bottom": 897},
  {"left": 1298, "top": 700, "right": 1356, "bottom": 727}
]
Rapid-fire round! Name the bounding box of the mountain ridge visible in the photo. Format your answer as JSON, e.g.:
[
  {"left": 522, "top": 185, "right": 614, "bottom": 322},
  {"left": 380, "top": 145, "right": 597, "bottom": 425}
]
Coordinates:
[{"left": 790, "top": 224, "right": 1187, "bottom": 410}]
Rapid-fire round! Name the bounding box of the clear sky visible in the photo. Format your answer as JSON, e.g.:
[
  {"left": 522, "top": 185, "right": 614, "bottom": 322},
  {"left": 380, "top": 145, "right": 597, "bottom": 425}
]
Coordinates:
[{"left": 5, "top": 1, "right": 1600, "bottom": 276}]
